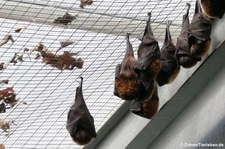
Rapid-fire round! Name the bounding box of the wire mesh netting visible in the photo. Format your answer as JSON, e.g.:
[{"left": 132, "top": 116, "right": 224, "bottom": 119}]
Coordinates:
[{"left": 0, "top": 0, "right": 196, "bottom": 148}]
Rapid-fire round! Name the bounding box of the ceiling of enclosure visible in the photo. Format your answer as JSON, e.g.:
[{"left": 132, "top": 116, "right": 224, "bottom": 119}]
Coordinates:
[{"left": 0, "top": 0, "right": 196, "bottom": 148}]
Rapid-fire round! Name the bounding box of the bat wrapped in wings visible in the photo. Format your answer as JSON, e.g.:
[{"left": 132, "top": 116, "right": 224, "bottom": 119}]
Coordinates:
[
  {"left": 114, "top": 33, "right": 141, "bottom": 100},
  {"left": 199, "top": 0, "right": 225, "bottom": 19},
  {"left": 66, "top": 77, "right": 97, "bottom": 145},
  {"left": 133, "top": 12, "right": 161, "bottom": 97},
  {"left": 156, "top": 21, "right": 180, "bottom": 86},
  {"left": 176, "top": 3, "right": 201, "bottom": 68},
  {"left": 188, "top": 0, "right": 212, "bottom": 59},
  {"left": 130, "top": 81, "right": 159, "bottom": 119}
]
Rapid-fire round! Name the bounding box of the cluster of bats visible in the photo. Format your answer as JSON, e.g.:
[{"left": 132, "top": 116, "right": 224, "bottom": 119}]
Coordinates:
[
  {"left": 1, "top": 0, "right": 225, "bottom": 147},
  {"left": 114, "top": 0, "right": 225, "bottom": 120},
  {"left": 65, "top": 0, "right": 225, "bottom": 146}
]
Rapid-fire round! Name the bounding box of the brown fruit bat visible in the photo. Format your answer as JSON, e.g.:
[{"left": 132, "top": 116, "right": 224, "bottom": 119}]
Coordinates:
[
  {"left": 66, "top": 77, "right": 97, "bottom": 145},
  {"left": 133, "top": 13, "right": 161, "bottom": 96},
  {"left": 114, "top": 33, "right": 141, "bottom": 100},
  {"left": 188, "top": 0, "right": 212, "bottom": 59},
  {"left": 53, "top": 12, "right": 77, "bottom": 26},
  {"left": 176, "top": 3, "right": 201, "bottom": 68},
  {"left": 156, "top": 21, "right": 180, "bottom": 86},
  {"left": 130, "top": 82, "right": 159, "bottom": 119},
  {"left": 200, "top": 0, "right": 225, "bottom": 19},
  {"left": 80, "top": 0, "right": 93, "bottom": 9}
]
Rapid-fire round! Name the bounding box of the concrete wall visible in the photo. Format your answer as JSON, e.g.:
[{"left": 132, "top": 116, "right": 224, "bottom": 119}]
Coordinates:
[{"left": 150, "top": 65, "right": 225, "bottom": 149}]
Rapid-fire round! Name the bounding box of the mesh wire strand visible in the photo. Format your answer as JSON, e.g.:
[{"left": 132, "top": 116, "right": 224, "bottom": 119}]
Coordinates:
[{"left": 0, "top": 0, "right": 195, "bottom": 148}]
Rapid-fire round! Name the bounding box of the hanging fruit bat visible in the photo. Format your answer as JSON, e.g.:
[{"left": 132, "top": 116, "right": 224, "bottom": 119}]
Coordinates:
[
  {"left": 0, "top": 35, "right": 14, "bottom": 47},
  {"left": 199, "top": 0, "right": 225, "bottom": 19},
  {"left": 188, "top": 1, "right": 212, "bottom": 59},
  {"left": 130, "top": 82, "right": 159, "bottom": 119},
  {"left": 176, "top": 3, "right": 201, "bottom": 68},
  {"left": 114, "top": 33, "right": 141, "bottom": 100},
  {"left": 80, "top": 0, "right": 93, "bottom": 8},
  {"left": 156, "top": 21, "right": 180, "bottom": 86},
  {"left": 53, "top": 12, "right": 77, "bottom": 26},
  {"left": 134, "top": 13, "right": 161, "bottom": 95},
  {"left": 66, "top": 77, "right": 97, "bottom": 145}
]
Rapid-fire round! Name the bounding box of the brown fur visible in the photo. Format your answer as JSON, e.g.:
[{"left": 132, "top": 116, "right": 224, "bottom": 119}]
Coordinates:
[
  {"left": 141, "top": 87, "right": 159, "bottom": 119},
  {"left": 200, "top": 0, "right": 225, "bottom": 19},
  {"left": 115, "top": 78, "right": 140, "bottom": 100},
  {"left": 149, "top": 58, "right": 161, "bottom": 78},
  {"left": 0, "top": 144, "right": 4, "bottom": 149},
  {"left": 190, "top": 39, "right": 211, "bottom": 58},
  {"left": 72, "top": 129, "right": 93, "bottom": 145},
  {"left": 167, "top": 67, "right": 180, "bottom": 84}
]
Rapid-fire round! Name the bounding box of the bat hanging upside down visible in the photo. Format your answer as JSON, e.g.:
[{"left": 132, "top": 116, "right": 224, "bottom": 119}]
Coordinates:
[
  {"left": 133, "top": 12, "right": 161, "bottom": 97},
  {"left": 156, "top": 21, "right": 180, "bottom": 86},
  {"left": 66, "top": 77, "right": 97, "bottom": 145},
  {"left": 188, "top": 0, "right": 212, "bottom": 59},
  {"left": 114, "top": 33, "right": 141, "bottom": 100},
  {"left": 176, "top": 3, "right": 201, "bottom": 68}
]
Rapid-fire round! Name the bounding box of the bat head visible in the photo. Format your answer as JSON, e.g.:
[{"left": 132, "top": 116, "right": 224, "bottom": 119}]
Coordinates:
[
  {"left": 130, "top": 83, "right": 159, "bottom": 119},
  {"left": 72, "top": 128, "right": 93, "bottom": 145},
  {"left": 200, "top": 0, "right": 225, "bottom": 19}
]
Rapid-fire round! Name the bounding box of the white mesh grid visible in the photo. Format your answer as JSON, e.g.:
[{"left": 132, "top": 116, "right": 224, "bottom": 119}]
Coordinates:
[{"left": 0, "top": 0, "right": 196, "bottom": 148}]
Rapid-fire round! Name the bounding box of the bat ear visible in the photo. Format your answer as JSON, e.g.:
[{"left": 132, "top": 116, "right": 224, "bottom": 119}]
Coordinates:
[
  {"left": 142, "top": 12, "right": 156, "bottom": 42},
  {"left": 164, "top": 21, "right": 172, "bottom": 46},
  {"left": 125, "top": 33, "right": 134, "bottom": 56},
  {"left": 75, "top": 77, "right": 84, "bottom": 104}
]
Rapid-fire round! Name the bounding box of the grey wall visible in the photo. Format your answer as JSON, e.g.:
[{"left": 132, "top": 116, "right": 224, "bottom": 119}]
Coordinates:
[{"left": 150, "top": 66, "right": 225, "bottom": 149}]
